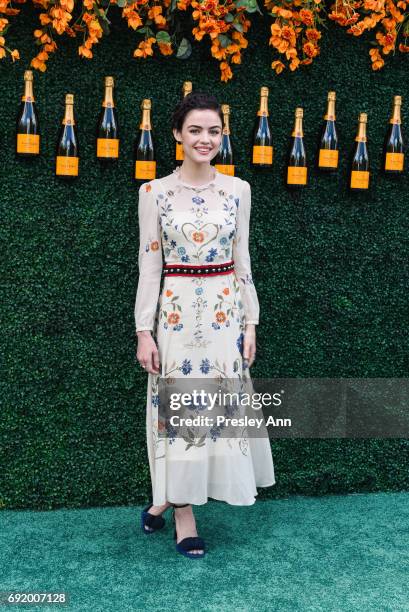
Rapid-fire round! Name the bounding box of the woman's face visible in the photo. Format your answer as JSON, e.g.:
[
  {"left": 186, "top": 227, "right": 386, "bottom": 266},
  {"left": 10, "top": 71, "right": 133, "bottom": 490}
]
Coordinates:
[{"left": 173, "top": 109, "right": 223, "bottom": 164}]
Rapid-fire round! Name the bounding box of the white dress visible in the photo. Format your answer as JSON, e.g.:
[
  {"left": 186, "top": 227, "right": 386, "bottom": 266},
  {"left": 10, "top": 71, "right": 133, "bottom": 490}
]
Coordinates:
[{"left": 134, "top": 167, "right": 275, "bottom": 506}]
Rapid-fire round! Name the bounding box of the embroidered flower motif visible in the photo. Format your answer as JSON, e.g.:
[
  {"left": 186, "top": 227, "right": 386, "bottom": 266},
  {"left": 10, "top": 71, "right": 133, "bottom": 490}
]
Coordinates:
[
  {"left": 177, "top": 246, "right": 186, "bottom": 255},
  {"left": 215, "top": 311, "right": 226, "bottom": 323},
  {"left": 166, "top": 190, "right": 174, "bottom": 197},
  {"left": 195, "top": 287, "right": 203, "bottom": 295},
  {"left": 220, "top": 236, "right": 228, "bottom": 245},
  {"left": 180, "top": 359, "right": 193, "bottom": 375},
  {"left": 151, "top": 241, "right": 159, "bottom": 251},
  {"left": 236, "top": 332, "right": 244, "bottom": 356},
  {"left": 205, "top": 247, "right": 218, "bottom": 262},
  {"left": 145, "top": 184, "right": 152, "bottom": 192},
  {"left": 192, "top": 196, "right": 205, "bottom": 205},
  {"left": 181, "top": 254, "right": 190, "bottom": 262},
  {"left": 222, "top": 288, "right": 230, "bottom": 295},
  {"left": 192, "top": 231, "right": 205, "bottom": 243},
  {"left": 199, "top": 358, "right": 211, "bottom": 374},
  {"left": 168, "top": 313, "right": 180, "bottom": 324},
  {"left": 166, "top": 290, "right": 173, "bottom": 297}
]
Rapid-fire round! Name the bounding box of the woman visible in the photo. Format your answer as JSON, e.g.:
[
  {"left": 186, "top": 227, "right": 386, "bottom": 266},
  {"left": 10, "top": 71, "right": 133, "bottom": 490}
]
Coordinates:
[{"left": 135, "top": 92, "right": 275, "bottom": 559}]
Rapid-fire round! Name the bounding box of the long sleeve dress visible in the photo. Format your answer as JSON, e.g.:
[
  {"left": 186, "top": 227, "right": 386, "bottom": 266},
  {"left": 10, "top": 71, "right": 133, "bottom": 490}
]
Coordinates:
[{"left": 134, "top": 167, "right": 275, "bottom": 506}]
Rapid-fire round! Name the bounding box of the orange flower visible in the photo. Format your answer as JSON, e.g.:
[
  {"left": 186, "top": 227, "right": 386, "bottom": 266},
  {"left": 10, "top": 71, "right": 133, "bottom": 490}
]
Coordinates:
[
  {"left": 158, "top": 42, "right": 173, "bottom": 55},
  {"left": 306, "top": 28, "right": 321, "bottom": 41},
  {"left": 303, "top": 41, "right": 319, "bottom": 57},
  {"left": 168, "top": 312, "right": 180, "bottom": 324},
  {"left": 192, "top": 231, "right": 204, "bottom": 243},
  {"left": 151, "top": 241, "right": 159, "bottom": 251},
  {"left": 399, "top": 43, "right": 409, "bottom": 52},
  {"left": 134, "top": 38, "right": 156, "bottom": 58},
  {"left": 222, "top": 288, "right": 230, "bottom": 295},
  {"left": 299, "top": 9, "right": 314, "bottom": 25},
  {"left": 145, "top": 183, "right": 152, "bottom": 192},
  {"left": 11, "top": 49, "right": 20, "bottom": 62},
  {"left": 166, "top": 290, "right": 173, "bottom": 297},
  {"left": 271, "top": 59, "right": 285, "bottom": 74},
  {"left": 215, "top": 311, "right": 226, "bottom": 323}
]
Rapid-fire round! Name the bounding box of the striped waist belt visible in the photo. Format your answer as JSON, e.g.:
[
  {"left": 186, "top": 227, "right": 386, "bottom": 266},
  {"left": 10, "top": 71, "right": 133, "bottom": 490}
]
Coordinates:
[{"left": 164, "top": 260, "right": 235, "bottom": 277}]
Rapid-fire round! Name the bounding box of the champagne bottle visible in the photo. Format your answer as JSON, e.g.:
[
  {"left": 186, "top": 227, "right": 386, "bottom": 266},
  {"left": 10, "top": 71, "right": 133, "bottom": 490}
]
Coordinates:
[
  {"left": 214, "top": 104, "right": 234, "bottom": 176},
  {"left": 96, "top": 76, "right": 119, "bottom": 162},
  {"left": 134, "top": 98, "right": 156, "bottom": 181},
  {"left": 350, "top": 113, "right": 369, "bottom": 191},
  {"left": 55, "top": 94, "right": 79, "bottom": 179},
  {"left": 175, "top": 81, "right": 192, "bottom": 164},
  {"left": 383, "top": 95, "right": 404, "bottom": 174},
  {"left": 318, "top": 91, "right": 338, "bottom": 172},
  {"left": 252, "top": 86, "right": 273, "bottom": 167},
  {"left": 16, "top": 70, "right": 40, "bottom": 157},
  {"left": 286, "top": 107, "right": 307, "bottom": 188}
]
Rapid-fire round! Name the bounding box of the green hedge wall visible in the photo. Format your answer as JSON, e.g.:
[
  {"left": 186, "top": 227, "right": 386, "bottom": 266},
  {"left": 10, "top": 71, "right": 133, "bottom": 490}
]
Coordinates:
[{"left": 1, "top": 4, "right": 409, "bottom": 510}]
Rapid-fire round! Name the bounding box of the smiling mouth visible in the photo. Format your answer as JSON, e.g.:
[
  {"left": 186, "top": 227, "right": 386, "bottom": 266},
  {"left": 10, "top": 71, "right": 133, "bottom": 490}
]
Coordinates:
[{"left": 195, "top": 148, "right": 212, "bottom": 153}]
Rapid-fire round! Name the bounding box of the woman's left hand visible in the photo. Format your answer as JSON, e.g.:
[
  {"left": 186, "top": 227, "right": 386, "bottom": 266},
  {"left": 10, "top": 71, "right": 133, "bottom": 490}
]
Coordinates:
[{"left": 243, "top": 324, "right": 256, "bottom": 369}]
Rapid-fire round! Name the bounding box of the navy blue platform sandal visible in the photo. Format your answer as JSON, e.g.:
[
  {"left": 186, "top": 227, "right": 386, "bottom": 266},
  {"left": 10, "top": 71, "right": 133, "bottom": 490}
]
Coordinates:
[
  {"left": 172, "top": 503, "right": 206, "bottom": 559},
  {"left": 141, "top": 502, "right": 168, "bottom": 534}
]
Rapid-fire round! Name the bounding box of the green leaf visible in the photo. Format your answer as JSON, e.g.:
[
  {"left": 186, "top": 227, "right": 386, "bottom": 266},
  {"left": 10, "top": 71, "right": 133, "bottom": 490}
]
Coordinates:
[
  {"left": 117, "top": 0, "right": 127, "bottom": 6},
  {"left": 156, "top": 30, "right": 171, "bottom": 44},
  {"left": 233, "top": 21, "right": 243, "bottom": 33},
  {"left": 176, "top": 37, "right": 192, "bottom": 60},
  {"left": 218, "top": 34, "right": 231, "bottom": 48}
]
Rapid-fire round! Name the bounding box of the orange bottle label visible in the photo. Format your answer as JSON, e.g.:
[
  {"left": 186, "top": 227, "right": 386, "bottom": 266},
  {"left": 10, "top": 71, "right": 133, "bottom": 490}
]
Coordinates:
[
  {"left": 175, "top": 142, "right": 184, "bottom": 161},
  {"left": 135, "top": 160, "right": 156, "bottom": 180},
  {"left": 385, "top": 152, "right": 404, "bottom": 171},
  {"left": 318, "top": 149, "right": 338, "bottom": 168},
  {"left": 214, "top": 164, "right": 235, "bottom": 176},
  {"left": 287, "top": 166, "right": 307, "bottom": 185},
  {"left": 350, "top": 170, "right": 369, "bottom": 189},
  {"left": 253, "top": 145, "right": 273, "bottom": 164},
  {"left": 97, "top": 138, "right": 119, "bottom": 158},
  {"left": 17, "top": 133, "right": 40, "bottom": 154},
  {"left": 56, "top": 156, "right": 79, "bottom": 176}
]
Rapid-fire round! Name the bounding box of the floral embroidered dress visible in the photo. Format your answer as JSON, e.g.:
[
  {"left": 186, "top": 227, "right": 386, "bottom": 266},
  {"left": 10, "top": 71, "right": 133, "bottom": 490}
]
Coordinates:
[{"left": 134, "top": 166, "right": 275, "bottom": 506}]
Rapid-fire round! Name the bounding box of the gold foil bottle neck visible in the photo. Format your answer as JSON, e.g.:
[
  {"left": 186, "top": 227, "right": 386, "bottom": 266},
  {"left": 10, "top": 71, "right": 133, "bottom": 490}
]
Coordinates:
[
  {"left": 295, "top": 107, "right": 303, "bottom": 118},
  {"left": 24, "top": 70, "right": 33, "bottom": 81},
  {"left": 141, "top": 98, "right": 152, "bottom": 110},
  {"left": 183, "top": 81, "right": 192, "bottom": 95},
  {"left": 65, "top": 94, "right": 74, "bottom": 105},
  {"left": 105, "top": 76, "right": 114, "bottom": 87},
  {"left": 221, "top": 104, "right": 230, "bottom": 115},
  {"left": 328, "top": 91, "right": 336, "bottom": 101}
]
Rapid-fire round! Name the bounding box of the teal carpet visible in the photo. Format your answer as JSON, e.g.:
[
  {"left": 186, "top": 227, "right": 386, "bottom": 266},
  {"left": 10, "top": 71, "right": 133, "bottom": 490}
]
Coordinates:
[{"left": 1, "top": 492, "right": 408, "bottom": 611}]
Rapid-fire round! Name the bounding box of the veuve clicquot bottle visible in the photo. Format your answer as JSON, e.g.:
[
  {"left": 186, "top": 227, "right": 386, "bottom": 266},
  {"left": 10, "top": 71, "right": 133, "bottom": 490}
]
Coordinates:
[
  {"left": 175, "top": 81, "right": 192, "bottom": 165},
  {"left": 286, "top": 107, "right": 307, "bottom": 189},
  {"left": 252, "top": 86, "right": 273, "bottom": 168},
  {"left": 350, "top": 113, "right": 369, "bottom": 191},
  {"left": 96, "top": 76, "right": 119, "bottom": 163},
  {"left": 383, "top": 95, "right": 404, "bottom": 175},
  {"left": 317, "top": 91, "right": 338, "bottom": 172},
  {"left": 55, "top": 94, "right": 79, "bottom": 179},
  {"left": 16, "top": 70, "right": 40, "bottom": 157},
  {"left": 134, "top": 98, "right": 156, "bottom": 181},
  {"left": 214, "top": 104, "right": 234, "bottom": 176}
]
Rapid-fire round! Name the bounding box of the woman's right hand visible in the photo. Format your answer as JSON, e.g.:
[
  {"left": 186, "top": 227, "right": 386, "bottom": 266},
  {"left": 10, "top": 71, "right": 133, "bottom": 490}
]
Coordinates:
[{"left": 136, "top": 331, "right": 160, "bottom": 374}]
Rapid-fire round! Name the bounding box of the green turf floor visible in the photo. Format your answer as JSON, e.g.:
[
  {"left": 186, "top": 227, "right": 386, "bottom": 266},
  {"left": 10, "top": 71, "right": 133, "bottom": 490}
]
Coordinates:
[{"left": 1, "top": 491, "right": 408, "bottom": 611}]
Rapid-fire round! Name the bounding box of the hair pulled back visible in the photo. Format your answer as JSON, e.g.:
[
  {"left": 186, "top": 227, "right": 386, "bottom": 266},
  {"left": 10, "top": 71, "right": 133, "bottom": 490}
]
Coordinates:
[{"left": 171, "top": 91, "right": 223, "bottom": 134}]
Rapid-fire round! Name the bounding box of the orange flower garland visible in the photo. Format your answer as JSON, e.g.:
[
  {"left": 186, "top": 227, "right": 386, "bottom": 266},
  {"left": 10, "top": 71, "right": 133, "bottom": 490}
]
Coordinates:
[
  {"left": 0, "top": 0, "right": 408, "bottom": 77},
  {"left": 265, "top": 0, "right": 324, "bottom": 74}
]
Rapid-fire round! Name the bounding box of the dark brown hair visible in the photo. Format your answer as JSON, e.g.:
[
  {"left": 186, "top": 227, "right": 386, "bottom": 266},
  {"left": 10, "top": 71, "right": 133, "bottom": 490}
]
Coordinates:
[{"left": 171, "top": 91, "right": 223, "bottom": 134}]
